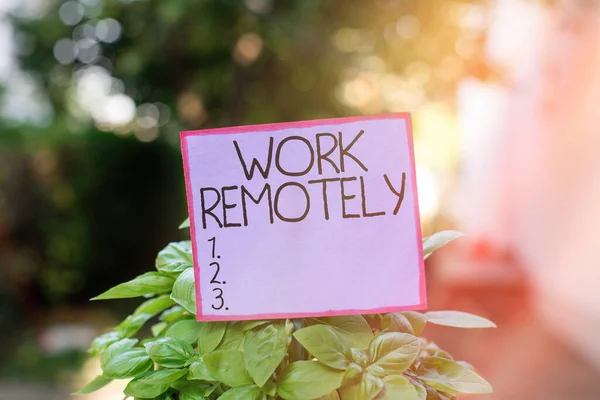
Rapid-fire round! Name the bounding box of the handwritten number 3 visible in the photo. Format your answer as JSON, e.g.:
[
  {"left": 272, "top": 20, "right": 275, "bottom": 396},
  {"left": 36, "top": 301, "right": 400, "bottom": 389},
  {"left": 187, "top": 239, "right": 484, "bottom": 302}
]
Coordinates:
[{"left": 212, "top": 288, "right": 224, "bottom": 310}]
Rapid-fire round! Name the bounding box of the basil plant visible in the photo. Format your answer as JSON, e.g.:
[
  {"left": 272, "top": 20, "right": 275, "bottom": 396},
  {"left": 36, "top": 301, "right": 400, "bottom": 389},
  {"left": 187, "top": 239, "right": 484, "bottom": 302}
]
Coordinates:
[{"left": 79, "top": 225, "right": 494, "bottom": 399}]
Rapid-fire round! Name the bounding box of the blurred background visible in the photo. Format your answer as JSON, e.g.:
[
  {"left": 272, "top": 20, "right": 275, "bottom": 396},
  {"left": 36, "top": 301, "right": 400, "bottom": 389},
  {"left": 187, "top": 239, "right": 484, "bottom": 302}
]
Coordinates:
[{"left": 1, "top": 0, "right": 599, "bottom": 398}]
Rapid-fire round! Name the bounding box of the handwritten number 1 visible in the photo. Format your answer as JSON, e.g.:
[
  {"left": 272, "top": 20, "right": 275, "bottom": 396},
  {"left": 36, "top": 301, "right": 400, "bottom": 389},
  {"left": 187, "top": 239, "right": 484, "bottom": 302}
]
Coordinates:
[{"left": 208, "top": 237, "right": 216, "bottom": 258}]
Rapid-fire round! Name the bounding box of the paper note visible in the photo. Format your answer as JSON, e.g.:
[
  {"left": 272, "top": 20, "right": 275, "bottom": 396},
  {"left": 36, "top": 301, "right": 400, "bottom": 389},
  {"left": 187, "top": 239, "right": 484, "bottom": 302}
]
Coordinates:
[{"left": 180, "top": 114, "right": 425, "bottom": 321}]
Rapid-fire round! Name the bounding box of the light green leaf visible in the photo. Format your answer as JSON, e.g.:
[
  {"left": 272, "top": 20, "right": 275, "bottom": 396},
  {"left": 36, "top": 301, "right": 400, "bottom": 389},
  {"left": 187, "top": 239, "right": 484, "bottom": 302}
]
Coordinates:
[
  {"left": 293, "top": 325, "right": 350, "bottom": 370},
  {"left": 100, "top": 338, "right": 137, "bottom": 371},
  {"left": 92, "top": 272, "right": 175, "bottom": 300},
  {"left": 424, "top": 311, "right": 496, "bottom": 328},
  {"left": 165, "top": 320, "right": 204, "bottom": 344},
  {"left": 179, "top": 218, "right": 190, "bottom": 229},
  {"left": 382, "top": 375, "right": 418, "bottom": 400},
  {"left": 244, "top": 323, "right": 288, "bottom": 387},
  {"left": 416, "top": 356, "right": 493, "bottom": 394},
  {"left": 179, "top": 386, "right": 207, "bottom": 400},
  {"left": 75, "top": 375, "right": 113, "bottom": 395},
  {"left": 308, "top": 316, "right": 373, "bottom": 350},
  {"left": 188, "top": 357, "right": 216, "bottom": 381},
  {"left": 316, "top": 391, "right": 340, "bottom": 400},
  {"left": 217, "top": 322, "right": 244, "bottom": 351},
  {"left": 145, "top": 337, "right": 195, "bottom": 368},
  {"left": 241, "top": 320, "right": 270, "bottom": 331},
  {"left": 423, "top": 231, "right": 464, "bottom": 259},
  {"left": 342, "top": 362, "right": 363, "bottom": 387},
  {"left": 134, "top": 294, "right": 175, "bottom": 318},
  {"left": 156, "top": 241, "right": 193, "bottom": 274},
  {"left": 203, "top": 350, "right": 253, "bottom": 387},
  {"left": 350, "top": 348, "right": 369, "bottom": 366},
  {"left": 137, "top": 369, "right": 188, "bottom": 384},
  {"left": 263, "top": 380, "right": 277, "bottom": 396},
  {"left": 170, "top": 268, "right": 196, "bottom": 314},
  {"left": 412, "top": 380, "right": 427, "bottom": 400},
  {"left": 102, "top": 348, "right": 153, "bottom": 378},
  {"left": 368, "top": 332, "right": 420, "bottom": 374},
  {"left": 277, "top": 361, "right": 344, "bottom": 400},
  {"left": 152, "top": 322, "right": 168, "bottom": 337},
  {"left": 89, "top": 331, "right": 122, "bottom": 356},
  {"left": 382, "top": 313, "right": 414, "bottom": 335},
  {"left": 198, "top": 322, "right": 227, "bottom": 355},
  {"left": 401, "top": 312, "right": 428, "bottom": 336},
  {"left": 116, "top": 313, "right": 152, "bottom": 338},
  {"left": 160, "top": 305, "right": 188, "bottom": 323},
  {"left": 124, "top": 373, "right": 169, "bottom": 398},
  {"left": 218, "top": 385, "right": 262, "bottom": 400},
  {"left": 338, "top": 373, "right": 383, "bottom": 400}
]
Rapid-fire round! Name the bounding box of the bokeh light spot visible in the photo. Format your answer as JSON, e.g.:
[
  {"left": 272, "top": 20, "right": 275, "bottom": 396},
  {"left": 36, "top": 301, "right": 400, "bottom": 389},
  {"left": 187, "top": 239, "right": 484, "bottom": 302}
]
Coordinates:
[
  {"left": 396, "top": 15, "right": 421, "bottom": 40},
  {"left": 96, "top": 18, "right": 122, "bottom": 43},
  {"left": 59, "top": 1, "right": 84, "bottom": 26},
  {"left": 53, "top": 38, "right": 76, "bottom": 64},
  {"left": 233, "top": 33, "right": 263, "bottom": 66}
]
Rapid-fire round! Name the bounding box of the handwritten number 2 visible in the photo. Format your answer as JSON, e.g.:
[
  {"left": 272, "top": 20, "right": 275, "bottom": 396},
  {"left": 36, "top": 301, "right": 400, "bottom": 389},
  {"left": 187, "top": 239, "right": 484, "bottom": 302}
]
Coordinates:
[
  {"left": 210, "top": 262, "right": 221, "bottom": 284},
  {"left": 212, "top": 288, "right": 224, "bottom": 310}
]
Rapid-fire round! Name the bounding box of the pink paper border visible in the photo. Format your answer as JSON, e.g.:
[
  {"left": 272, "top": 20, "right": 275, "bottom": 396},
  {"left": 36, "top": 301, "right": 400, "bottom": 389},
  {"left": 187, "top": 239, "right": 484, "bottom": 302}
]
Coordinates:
[{"left": 180, "top": 113, "right": 427, "bottom": 322}]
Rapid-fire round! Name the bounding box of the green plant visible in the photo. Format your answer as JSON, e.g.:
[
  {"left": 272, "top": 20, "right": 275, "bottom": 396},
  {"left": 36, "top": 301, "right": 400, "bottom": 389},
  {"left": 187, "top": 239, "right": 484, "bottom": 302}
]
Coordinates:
[{"left": 78, "top": 226, "right": 494, "bottom": 399}]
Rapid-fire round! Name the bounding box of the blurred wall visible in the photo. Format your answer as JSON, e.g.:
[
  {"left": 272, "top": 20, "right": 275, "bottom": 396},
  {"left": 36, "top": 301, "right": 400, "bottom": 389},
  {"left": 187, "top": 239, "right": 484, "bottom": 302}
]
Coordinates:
[{"left": 458, "top": 0, "right": 600, "bottom": 369}]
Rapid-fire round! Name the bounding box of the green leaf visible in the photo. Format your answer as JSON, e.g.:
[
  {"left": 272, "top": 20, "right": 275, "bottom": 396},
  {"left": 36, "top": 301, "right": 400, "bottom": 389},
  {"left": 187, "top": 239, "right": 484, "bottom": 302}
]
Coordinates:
[
  {"left": 152, "top": 322, "right": 168, "bottom": 337},
  {"left": 160, "top": 305, "right": 188, "bottom": 323},
  {"left": 179, "top": 217, "right": 190, "bottom": 229},
  {"left": 382, "top": 375, "right": 418, "bottom": 400},
  {"left": 124, "top": 373, "right": 169, "bottom": 398},
  {"left": 165, "top": 320, "right": 204, "bottom": 344},
  {"left": 350, "top": 348, "right": 369, "bottom": 366},
  {"left": 422, "top": 231, "right": 464, "bottom": 259},
  {"left": 263, "top": 380, "right": 277, "bottom": 396},
  {"left": 241, "top": 320, "right": 270, "bottom": 331},
  {"left": 412, "top": 380, "right": 427, "bottom": 400},
  {"left": 293, "top": 325, "right": 350, "bottom": 370},
  {"left": 134, "top": 294, "right": 175, "bottom": 318},
  {"left": 116, "top": 313, "right": 153, "bottom": 338},
  {"left": 203, "top": 350, "right": 253, "bottom": 387},
  {"left": 316, "top": 391, "right": 340, "bottom": 400},
  {"left": 424, "top": 311, "right": 496, "bottom": 328},
  {"left": 277, "top": 361, "right": 344, "bottom": 400},
  {"left": 100, "top": 338, "right": 138, "bottom": 371},
  {"left": 342, "top": 363, "right": 363, "bottom": 387},
  {"left": 382, "top": 313, "right": 414, "bottom": 335},
  {"left": 89, "top": 331, "right": 122, "bottom": 356},
  {"left": 170, "top": 268, "right": 196, "bottom": 314},
  {"left": 198, "top": 322, "right": 227, "bottom": 355},
  {"left": 338, "top": 373, "right": 383, "bottom": 400},
  {"left": 416, "top": 356, "right": 493, "bottom": 394},
  {"left": 217, "top": 322, "right": 244, "bottom": 351},
  {"left": 179, "top": 386, "right": 208, "bottom": 400},
  {"left": 244, "top": 323, "right": 288, "bottom": 387},
  {"left": 368, "top": 332, "right": 420, "bottom": 374},
  {"left": 145, "top": 337, "right": 195, "bottom": 368},
  {"left": 156, "top": 241, "right": 193, "bottom": 274},
  {"left": 218, "top": 385, "right": 263, "bottom": 400},
  {"left": 137, "top": 369, "right": 188, "bottom": 384},
  {"left": 92, "top": 272, "right": 175, "bottom": 300},
  {"left": 401, "top": 312, "right": 428, "bottom": 336},
  {"left": 307, "top": 316, "right": 373, "bottom": 350},
  {"left": 102, "top": 348, "right": 153, "bottom": 378},
  {"left": 188, "top": 358, "right": 216, "bottom": 381},
  {"left": 75, "top": 375, "right": 113, "bottom": 395}
]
